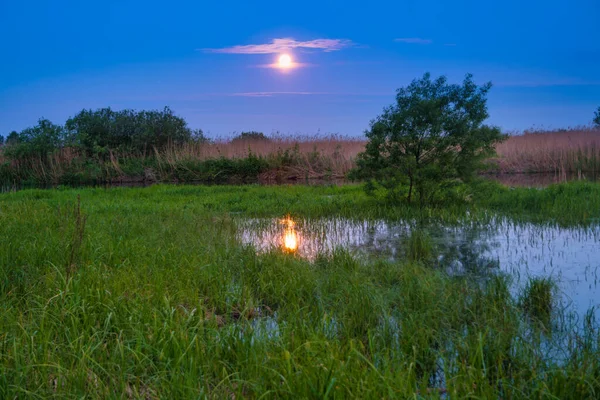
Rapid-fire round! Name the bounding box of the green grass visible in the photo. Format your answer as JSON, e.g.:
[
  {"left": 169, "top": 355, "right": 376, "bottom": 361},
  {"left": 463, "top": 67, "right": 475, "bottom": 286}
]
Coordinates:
[
  {"left": 6, "top": 179, "right": 600, "bottom": 224},
  {"left": 473, "top": 179, "right": 600, "bottom": 225},
  {"left": 404, "top": 229, "right": 433, "bottom": 262},
  {"left": 520, "top": 277, "right": 556, "bottom": 329},
  {"left": 1, "top": 182, "right": 600, "bottom": 398}
]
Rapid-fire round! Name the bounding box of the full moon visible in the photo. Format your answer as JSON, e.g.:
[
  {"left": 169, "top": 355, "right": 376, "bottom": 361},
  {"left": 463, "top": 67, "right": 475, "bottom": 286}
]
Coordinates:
[{"left": 278, "top": 54, "right": 292, "bottom": 69}]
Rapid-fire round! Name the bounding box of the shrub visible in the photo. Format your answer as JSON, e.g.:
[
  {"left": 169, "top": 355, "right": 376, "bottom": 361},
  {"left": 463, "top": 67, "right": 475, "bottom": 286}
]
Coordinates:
[
  {"left": 3, "top": 119, "right": 66, "bottom": 161},
  {"left": 353, "top": 73, "right": 505, "bottom": 206},
  {"left": 231, "top": 131, "right": 270, "bottom": 143},
  {"left": 594, "top": 106, "right": 600, "bottom": 128},
  {"left": 169, "top": 155, "right": 269, "bottom": 183},
  {"left": 191, "top": 129, "right": 208, "bottom": 143},
  {"left": 65, "top": 106, "right": 193, "bottom": 156},
  {"left": 6, "top": 131, "right": 20, "bottom": 145}
]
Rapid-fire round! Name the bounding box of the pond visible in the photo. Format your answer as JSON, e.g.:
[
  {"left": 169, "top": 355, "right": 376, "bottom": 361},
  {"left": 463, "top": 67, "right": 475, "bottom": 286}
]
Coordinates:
[{"left": 238, "top": 217, "right": 600, "bottom": 320}]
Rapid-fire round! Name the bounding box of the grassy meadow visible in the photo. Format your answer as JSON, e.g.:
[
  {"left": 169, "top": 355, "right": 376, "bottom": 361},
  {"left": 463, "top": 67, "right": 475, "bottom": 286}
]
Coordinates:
[
  {"left": 1, "top": 182, "right": 600, "bottom": 398},
  {"left": 2, "top": 128, "right": 600, "bottom": 188}
]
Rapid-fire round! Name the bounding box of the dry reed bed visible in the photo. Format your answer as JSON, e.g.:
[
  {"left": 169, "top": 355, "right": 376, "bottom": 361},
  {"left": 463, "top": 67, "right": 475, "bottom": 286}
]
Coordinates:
[
  {"left": 493, "top": 128, "right": 600, "bottom": 174},
  {"left": 2, "top": 129, "right": 600, "bottom": 184},
  {"left": 195, "top": 129, "right": 600, "bottom": 176},
  {"left": 158, "top": 136, "right": 366, "bottom": 180},
  {"left": 187, "top": 129, "right": 600, "bottom": 176}
]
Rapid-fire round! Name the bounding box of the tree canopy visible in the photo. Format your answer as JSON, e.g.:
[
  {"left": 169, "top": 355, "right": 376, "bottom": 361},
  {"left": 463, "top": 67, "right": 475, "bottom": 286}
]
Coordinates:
[{"left": 353, "top": 73, "right": 505, "bottom": 205}]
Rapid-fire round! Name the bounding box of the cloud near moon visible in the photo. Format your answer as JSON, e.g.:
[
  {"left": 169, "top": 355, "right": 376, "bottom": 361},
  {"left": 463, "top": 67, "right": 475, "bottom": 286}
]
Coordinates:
[{"left": 201, "top": 38, "right": 354, "bottom": 54}]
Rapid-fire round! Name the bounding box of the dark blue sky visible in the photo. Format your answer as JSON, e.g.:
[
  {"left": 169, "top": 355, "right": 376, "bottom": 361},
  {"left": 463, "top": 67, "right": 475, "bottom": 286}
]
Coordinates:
[{"left": 1, "top": 0, "right": 599, "bottom": 137}]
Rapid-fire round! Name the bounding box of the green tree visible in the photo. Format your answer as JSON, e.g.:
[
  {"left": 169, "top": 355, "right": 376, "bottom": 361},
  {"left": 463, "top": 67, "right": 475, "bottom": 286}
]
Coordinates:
[
  {"left": 191, "top": 128, "right": 208, "bottom": 143},
  {"left": 65, "top": 107, "right": 193, "bottom": 156},
  {"left": 353, "top": 73, "right": 505, "bottom": 205},
  {"left": 0, "top": 135, "right": 4, "bottom": 146},
  {"left": 4, "top": 120, "right": 66, "bottom": 161},
  {"left": 231, "top": 131, "right": 270, "bottom": 142},
  {"left": 6, "top": 131, "right": 20, "bottom": 145},
  {"left": 594, "top": 106, "right": 600, "bottom": 128}
]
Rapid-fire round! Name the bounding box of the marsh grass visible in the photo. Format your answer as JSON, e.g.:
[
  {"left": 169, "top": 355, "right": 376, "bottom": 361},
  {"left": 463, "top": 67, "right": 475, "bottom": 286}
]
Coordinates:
[
  {"left": 58, "top": 194, "right": 87, "bottom": 279},
  {"left": 404, "top": 229, "right": 433, "bottom": 262},
  {"left": 492, "top": 127, "right": 600, "bottom": 176},
  {"left": 0, "top": 135, "right": 363, "bottom": 187},
  {"left": 0, "top": 184, "right": 600, "bottom": 398},
  {"left": 3, "top": 128, "right": 600, "bottom": 187},
  {"left": 520, "top": 277, "right": 556, "bottom": 328}
]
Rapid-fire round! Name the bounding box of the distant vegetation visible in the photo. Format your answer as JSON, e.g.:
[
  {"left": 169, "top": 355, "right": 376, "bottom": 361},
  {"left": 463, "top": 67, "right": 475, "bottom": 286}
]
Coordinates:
[
  {"left": 1, "top": 86, "right": 600, "bottom": 189},
  {"left": 3, "top": 119, "right": 67, "bottom": 162},
  {"left": 3, "top": 107, "right": 203, "bottom": 161},
  {"left": 0, "top": 105, "right": 363, "bottom": 187},
  {"left": 594, "top": 106, "right": 600, "bottom": 128},
  {"left": 493, "top": 127, "right": 600, "bottom": 177},
  {"left": 231, "top": 131, "right": 271, "bottom": 143}
]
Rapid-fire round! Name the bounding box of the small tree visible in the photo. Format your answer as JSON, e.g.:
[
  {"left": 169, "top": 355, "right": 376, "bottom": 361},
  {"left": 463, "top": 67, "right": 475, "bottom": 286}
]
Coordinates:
[
  {"left": 3, "top": 120, "right": 66, "bottom": 161},
  {"left": 353, "top": 73, "right": 505, "bottom": 205},
  {"left": 594, "top": 106, "right": 600, "bottom": 128},
  {"left": 191, "top": 129, "right": 208, "bottom": 143},
  {"left": 6, "top": 131, "right": 20, "bottom": 145}
]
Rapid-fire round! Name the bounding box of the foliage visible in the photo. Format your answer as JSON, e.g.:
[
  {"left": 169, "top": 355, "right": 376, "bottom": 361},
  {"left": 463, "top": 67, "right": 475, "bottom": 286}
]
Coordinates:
[
  {"left": 3, "top": 119, "right": 66, "bottom": 161},
  {"left": 5, "top": 131, "right": 20, "bottom": 145},
  {"left": 168, "top": 154, "right": 270, "bottom": 183},
  {"left": 594, "top": 106, "right": 600, "bottom": 127},
  {"left": 65, "top": 106, "right": 193, "bottom": 156},
  {"left": 190, "top": 128, "right": 208, "bottom": 143},
  {"left": 353, "top": 73, "right": 505, "bottom": 205},
  {"left": 231, "top": 131, "right": 271, "bottom": 142}
]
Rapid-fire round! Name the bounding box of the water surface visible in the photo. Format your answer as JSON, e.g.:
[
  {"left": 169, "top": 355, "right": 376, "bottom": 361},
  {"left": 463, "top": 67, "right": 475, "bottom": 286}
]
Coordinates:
[{"left": 238, "top": 217, "right": 600, "bottom": 319}]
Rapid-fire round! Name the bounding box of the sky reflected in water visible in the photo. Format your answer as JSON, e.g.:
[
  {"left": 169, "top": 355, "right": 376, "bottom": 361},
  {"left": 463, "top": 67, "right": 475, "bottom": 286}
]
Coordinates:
[{"left": 238, "top": 217, "right": 600, "bottom": 320}]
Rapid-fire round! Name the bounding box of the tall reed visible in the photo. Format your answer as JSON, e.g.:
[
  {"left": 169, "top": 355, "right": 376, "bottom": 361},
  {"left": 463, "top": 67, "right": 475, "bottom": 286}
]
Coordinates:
[
  {"left": 2, "top": 128, "right": 600, "bottom": 186},
  {"left": 493, "top": 127, "right": 600, "bottom": 176}
]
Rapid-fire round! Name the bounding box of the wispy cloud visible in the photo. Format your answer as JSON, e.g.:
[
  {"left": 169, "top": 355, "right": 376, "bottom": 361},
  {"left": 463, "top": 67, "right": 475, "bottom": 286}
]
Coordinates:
[
  {"left": 394, "top": 38, "right": 432, "bottom": 45},
  {"left": 202, "top": 38, "right": 353, "bottom": 54},
  {"left": 230, "top": 91, "right": 332, "bottom": 97}
]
